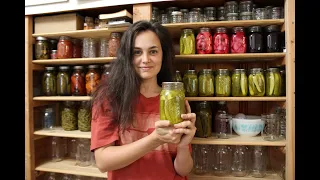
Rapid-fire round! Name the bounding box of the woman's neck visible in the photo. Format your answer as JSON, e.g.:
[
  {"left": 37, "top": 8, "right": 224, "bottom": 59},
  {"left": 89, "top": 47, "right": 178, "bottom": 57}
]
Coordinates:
[{"left": 140, "top": 77, "right": 161, "bottom": 98}]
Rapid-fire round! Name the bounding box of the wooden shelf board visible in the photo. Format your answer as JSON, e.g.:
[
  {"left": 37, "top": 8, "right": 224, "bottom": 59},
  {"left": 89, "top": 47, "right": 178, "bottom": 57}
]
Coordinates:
[
  {"left": 188, "top": 172, "right": 282, "bottom": 180},
  {"left": 34, "top": 127, "right": 91, "bottom": 139},
  {"left": 33, "top": 96, "right": 91, "bottom": 101},
  {"left": 32, "top": 57, "right": 116, "bottom": 65},
  {"left": 186, "top": 97, "right": 286, "bottom": 101},
  {"left": 32, "top": 27, "right": 128, "bottom": 39},
  {"left": 192, "top": 135, "right": 286, "bottom": 146},
  {"left": 35, "top": 158, "right": 107, "bottom": 178},
  {"left": 174, "top": 53, "right": 285, "bottom": 63}
]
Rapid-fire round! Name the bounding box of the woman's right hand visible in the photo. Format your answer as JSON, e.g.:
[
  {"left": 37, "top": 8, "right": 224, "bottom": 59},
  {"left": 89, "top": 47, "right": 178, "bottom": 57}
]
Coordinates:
[{"left": 152, "top": 120, "right": 182, "bottom": 145}]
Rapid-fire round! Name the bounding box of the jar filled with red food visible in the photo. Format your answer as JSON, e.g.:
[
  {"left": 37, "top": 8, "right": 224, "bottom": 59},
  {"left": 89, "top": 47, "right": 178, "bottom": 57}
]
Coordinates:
[
  {"left": 50, "top": 50, "right": 57, "bottom": 59},
  {"left": 72, "top": 39, "right": 82, "bottom": 58},
  {"left": 57, "top": 36, "right": 73, "bottom": 59},
  {"left": 71, "top": 66, "right": 86, "bottom": 96},
  {"left": 213, "top": 27, "right": 229, "bottom": 54},
  {"left": 108, "top": 32, "right": 121, "bottom": 57},
  {"left": 86, "top": 65, "right": 101, "bottom": 96},
  {"left": 101, "top": 64, "right": 111, "bottom": 82},
  {"left": 230, "top": 26, "right": 247, "bottom": 53},
  {"left": 196, "top": 27, "right": 213, "bottom": 54}
]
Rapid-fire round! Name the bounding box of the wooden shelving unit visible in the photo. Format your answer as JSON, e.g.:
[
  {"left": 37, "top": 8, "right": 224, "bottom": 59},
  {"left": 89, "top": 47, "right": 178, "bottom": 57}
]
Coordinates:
[{"left": 25, "top": 1, "right": 295, "bottom": 180}]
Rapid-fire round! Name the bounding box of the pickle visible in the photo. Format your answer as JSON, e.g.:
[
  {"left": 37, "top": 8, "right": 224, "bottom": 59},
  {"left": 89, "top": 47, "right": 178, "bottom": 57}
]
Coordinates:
[
  {"left": 232, "top": 69, "right": 247, "bottom": 97},
  {"left": 273, "top": 72, "right": 281, "bottom": 96},
  {"left": 195, "top": 101, "right": 212, "bottom": 138},
  {"left": 195, "top": 115, "right": 204, "bottom": 137},
  {"left": 216, "top": 74, "right": 231, "bottom": 97},
  {"left": 240, "top": 73, "right": 248, "bottom": 96},
  {"left": 266, "top": 68, "right": 281, "bottom": 96},
  {"left": 248, "top": 70, "right": 265, "bottom": 96},
  {"left": 199, "top": 70, "right": 214, "bottom": 97}
]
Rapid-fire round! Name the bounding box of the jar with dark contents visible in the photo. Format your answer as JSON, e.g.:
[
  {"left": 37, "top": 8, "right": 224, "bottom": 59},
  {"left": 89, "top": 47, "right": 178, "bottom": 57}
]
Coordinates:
[
  {"left": 195, "top": 101, "right": 212, "bottom": 138},
  {"left": 35, "top": 36, "right": 50, "bottom": 60},
  {"left": 266, "top": 25, "right": 281, "bottom": 52},
  {"left": 72, "top": 39, "right": 82, "bottom": 58},
  {"left": 61, "top": 101, "right": 77, "bottom": 131},
  {"left": 183, "top": 70, "right": 198, "bottom": 97},
  {"left": 57, "top": 66, "right": 71, "bottom": 96},
  {"left": 78, "top": 101, "right": 91, "bottom": 132},
  {"left": 108, "top": 32, "right": 121, "bottom": 57},
  {"left": 214, "top": 101, "right": 232, "bottom": 138},
  {"left": 213, "top": 27, "right": 229, "bottom": 54},
  {"left": 230, "top": 27, "right": 247, "bottom": 53},
  {"left": 57, "top": 36, "right": 73, "bottom": 59},
  {"left": 196, "top": 27, "right": 213, "bottom": 54},
  {"left": 101, "top": 64, "right": 111, "bottom": 82},
  {"left": 248, "top": 26, "right": 263, "bottom": 53},
  {"left": 86, "top": 65, "right": 101, "bottom": 96},
  {"left": 42, "top": 67, "right": 56, "bottom": 96},
  {"left": 49, "top": 39, "right": 58, "bottom": 55},
  {"left": 71, "top": 66, "right": 86, "bottom": 96}
]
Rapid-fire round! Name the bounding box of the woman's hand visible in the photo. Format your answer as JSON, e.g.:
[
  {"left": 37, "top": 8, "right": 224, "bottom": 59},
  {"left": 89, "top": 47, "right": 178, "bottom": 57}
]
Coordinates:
[
  {"left": 152, "top": 120, "right": 182, "bottom": 145},
  {"left": 173, "top": 100, "right": 196, "bottom": 148}
]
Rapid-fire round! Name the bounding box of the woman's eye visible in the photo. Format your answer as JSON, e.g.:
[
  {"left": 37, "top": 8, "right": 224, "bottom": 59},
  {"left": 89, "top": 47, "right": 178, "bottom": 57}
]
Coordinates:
[
  {"left": 150, "top": 50, "right": 158, "bottom": 55},
  {"left": 134, "top": 51, "right": 142, "bottom": 55}
]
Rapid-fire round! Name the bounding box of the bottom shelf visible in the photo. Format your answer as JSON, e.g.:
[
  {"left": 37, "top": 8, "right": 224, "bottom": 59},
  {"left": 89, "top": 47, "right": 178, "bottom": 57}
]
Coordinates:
[
  {"left": 35, "top": 158, "right": 107, "bottom": 178},
  {"left": 188, "top": 172, "right": 282, "bottom": 180}
]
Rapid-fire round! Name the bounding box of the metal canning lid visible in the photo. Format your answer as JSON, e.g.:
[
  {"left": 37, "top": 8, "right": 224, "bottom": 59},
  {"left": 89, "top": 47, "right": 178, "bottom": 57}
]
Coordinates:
[
  {"left": 73, "top": 66, "right": 84, "bottom": 70},
  {"left": 171, "top": 11, "right": 183, "bottom": 16},
  {"left": 200, "top": 27, "right": 211, "bottom": 31},
  {"left": 204, "top": 7, "right": 216, "bottom": 11},
  {"left": 225, "top": 1, "right": 238, "bottom": 5},
  {"left": 218, "top": 6, "right": 224, "bottom": 10},
  {"left": 216, "top": 27, "right": 227, "bottom": 32},
  {"left": 36, "top": 36, "right": 47, "bottom": 41},
  {"left": 180, "top": 9, "right": 189, "bottom": 12},
  {"left": 216, "top": 69, "right": 229, "bottom": 74},
  {"left": 59, "top": 66, "right": 70, "bottom": 70},
  {"left": 249, "top": 26, "right": 262, "bottom": 32},
  {"left": 240, "top": 12, "right": 252, "bottom": 16},
  {"left": 162, "top": 82, "right": 184, "bottom": 89},
  {"left": 201, "top": 69, "right": 213, "bottom": 73},
  {"left": 51, "top": 50, "right": 57, "bottom": 53},
  {"left": 266, "top": 25, "right": 280, "bottom": 32},
  {"left": 50, "top": 39, "right": 58, "bottom": 43},
  {"left": 250, "top": 68, "right": 263, "bottom": 73},
  {"left": 226, "top": 13, "right": 238, "bottom": 17},
  {"left": 233, "top": 69, "right": 246, "bottom": 73},
  {"left": 186, "top": 69, "right": 197, "bottom": 74},
  {"left": 45, "top": 66, "right": 55, "bottom": 70},
  {"left": 267, "top": 67, "right": 280, "bottom": 72},
  {"left": 191, "top": 8, "right": 202, "bottom": 12},
  {"left": 232, "top": 26, "right": 244, "bottom": 33},
  {"left": 88, "top": 65, "right": 100, "bottom": 69}
]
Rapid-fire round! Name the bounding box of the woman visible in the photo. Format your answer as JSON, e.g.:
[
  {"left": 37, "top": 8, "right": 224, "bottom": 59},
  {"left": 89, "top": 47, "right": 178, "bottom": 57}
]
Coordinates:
[{"left": 90, "top": 20, "right": 196, "bottom": 180}]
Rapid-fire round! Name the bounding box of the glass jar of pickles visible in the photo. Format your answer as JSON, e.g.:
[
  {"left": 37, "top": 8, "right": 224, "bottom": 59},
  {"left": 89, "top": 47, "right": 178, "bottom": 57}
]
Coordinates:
[
  {"left": 195, "top": 101, "right": 212, "bottom": 138},
  {"left": 160, "top": 82, "right": 185, "bottom": 125},
  {"left": 183, "top": 70, "right": 198, "bottom": 97},
  {"left": 180, "top": 29, "right": 195, "bottom": 55},
  {"left": 78, "top": 101, "right": 91, "bottom": 132},
  {"left": 215, "top": 69, "right": 231, "bottom": 97},
  {"left": 61, "top": 101, "right": 77, "bottom": 131},
  {"left": 198, "top": 69, "right": 214, "bottom": 97},
  {"left": 35, "top": 37, "right": 50, "bottom": 60},
  {"left": 232, "top": 69, "right": 248, "bottom": 97},
  {"left": 42, "top": 67, "right": 56, "bottom": 96},
  {"left": 57, "top": 66, "right": 71, "bottom": 96},
  {"left": 248, "top": 68, "right": 265, "bottom": 96},
  {"left": 172, "top": 70, "right": 183, "bottom": 82},
  {"left": 266, "top": 68, "right": 281, "bottom": 96}
]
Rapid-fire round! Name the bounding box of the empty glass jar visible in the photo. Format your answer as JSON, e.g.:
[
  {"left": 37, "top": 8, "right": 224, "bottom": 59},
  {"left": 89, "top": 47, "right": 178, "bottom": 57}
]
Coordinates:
[
  {"left": 212, "top": 145, "right": 231, "bottom": 176},
  {"left": 76, "top": 138, "right": 91, "bottom": 167}
]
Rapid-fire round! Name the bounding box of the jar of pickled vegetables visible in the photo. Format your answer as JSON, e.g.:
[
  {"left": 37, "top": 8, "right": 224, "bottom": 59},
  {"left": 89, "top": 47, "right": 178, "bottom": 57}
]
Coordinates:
[
  {"left": 248, "top": 68, "right": 265, "bottom": 96},
  {"left": 57, "top": 36, "right": 73, "bottom": 59},
  {"left": 266, "top": 68, "right": 281, "bottom": 96},
  {"left": 215, "top": 69, "right": 231, "bottom": 97},
  {"left": 231, "top": 27, "right": 247, "bottom": 53},
  {"left": 213, "top": 27, "right": 229, "bottom": 54},
  {"left": 160, "top": 82, "right": 185, "bottom": 125},
  {"left": 61, "top": 101, "right": 77, "bottom": 131},
  {"left": 35, "top": 36, "right": 50, "bottom": 60},
  {"left": 42, "top": 67, "right": 56, "bottom": 96},
  {"left": 199, "top": 69, "right": 214, "bottom": 97},
  {"left": 72, "top": 39, "right": 82, "bottom": 58},
  {"left": 183, "top": 70, "right": 198, "bottom": 97},
  {"left": 57, "top": 66, "right": 71, "bottom": 96},
  {"left": 232, "top": 69, "right": 248, "bottom": 97},
  {"left": 196, "top": 27, "right": 213, "bottom": 54},
  {"left": 86, "top": 65, "right": 101, "bottom": 96},
  {"left": 195, "top": 101, "right": 212, "bottom": 138},
  {"left": 172, "top": 70, "right": 183, "bottom": 82},
  {"left": 180, "top": 29, "right": 195, "bottom": 55},
  {"left": 108, "top": 32, "right": 121, "bottom": 57},
  {"left": 71, "top": 66, "right": 86, "bottom": 96},
  {"left": 266, "top": 25, "right": 281, "bottom": 52},
  {"left": 78, "top": 101, "right": 91, "bottom": 132}
]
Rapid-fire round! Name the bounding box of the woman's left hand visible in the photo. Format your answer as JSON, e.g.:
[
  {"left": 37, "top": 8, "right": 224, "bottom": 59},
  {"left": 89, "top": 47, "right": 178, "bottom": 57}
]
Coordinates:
[{"left": 172, "top": 100, "right": 197, "bottom": 148}]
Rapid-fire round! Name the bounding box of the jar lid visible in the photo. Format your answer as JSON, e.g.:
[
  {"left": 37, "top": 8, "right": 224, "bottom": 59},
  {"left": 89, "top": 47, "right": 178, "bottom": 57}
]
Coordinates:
[
  {"left": 51, "top": 50, "right": 57, "bottom": 53},
  {"left": 272, "top": 6, "right": 282, "bottom": 10},
  {"left": 167, "top": 7, "right": 179, "bottom": 11},
  {"left": 171, "top": 11, "right": 182, "bottom": 16},
  {"left": 59, "top": 66, "right": 70, "bottom": 70},
  {"left": 185, "top": 69, "right": 196, "bottom": 74},
  {"left": 204, "top": 7, "right": 216, "bottom": 10},
  {"left": 215, "top": 27, "right": 227, "bottom": 32},
  {"left": 73, "top": 66, "right": 84, "bottom": 70},
  {"left": 266, "top": 25, "right": 280, "bottom": 32},
  {"left": 240, "top": 12, "right": 252, "bottom": 16},
  {"left": 226, "top": 13, "right": 238, "bottom": 17},
  {"left": 218, "top": 6, "right": 224, "bottom": 10},
  {"left": 104, "top": 64, "right": 111, "bottom": 68},
  {"left": 59, "top": 36, "right": 71, "bottom": 41},
  {"left": 191, "top": 8, "right": 202, "bottom": 12},
  {"left": 111, "top": 32, "right": 121, "bottom": 38},
  {"left": 225, "top": 1, "right": 238, "bottom": 5},
  {"left": 201, "top": 69, "right": 213, "bottom": 73},
  {"left": 249, "top": 26, "right": 262, "bottom": 32},
  {"left": 36, "top": 36, "right": 47, "bottom": 41},
  {"left": 267, "top": 67, "right": 280, "bottom": 72},
  {"left": 45, "top": 66, "right": 55, "bottom": 70},
  {"left": 180, "top": 9, "right": 189, "bottom": 12},
  {"left": 50, "top": 39, "right": 58, "bottom": 43},
  {"left": 232, "top": 26, "right": 244, "bottom": 33},
  {"left": 88, "top": 65, "right": 100, "bottom": 69},
  {"left": 250, "top": 68, "right": 263, "bottom": 73},
  {"left": 200, "top": 27, "right": 211, "bottom": 31},
  {"left": 233, "top": 68, "right": 246, "bottom": 73},
  {"left": 240, "top": 0, "right": 253, "bottom": 4},
  {"left": 216, "top": 69, "right": 229, "bottom": 74}
]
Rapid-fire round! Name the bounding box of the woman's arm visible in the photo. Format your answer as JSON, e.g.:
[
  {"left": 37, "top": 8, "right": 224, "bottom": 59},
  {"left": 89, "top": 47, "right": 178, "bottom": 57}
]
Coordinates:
[
  {"left": 94, "top": 120, "right": 182, "bottom": 172},
  {"left": 174, "top": 146, "right": 194, "bottom": 176}
]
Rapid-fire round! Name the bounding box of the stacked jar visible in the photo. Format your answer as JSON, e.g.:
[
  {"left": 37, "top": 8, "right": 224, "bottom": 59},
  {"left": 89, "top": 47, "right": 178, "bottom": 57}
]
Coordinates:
[{"left": 239, "top": 0, "right": 253, "bottom": 20}]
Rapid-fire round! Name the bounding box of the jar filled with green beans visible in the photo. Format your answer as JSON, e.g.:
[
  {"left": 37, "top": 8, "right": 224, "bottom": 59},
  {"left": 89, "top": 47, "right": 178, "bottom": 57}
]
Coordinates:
[
  {"left": 57, "top": 66, "right": 71, "bottom": 96},
  {"left": 78, "top": 101, "right": 91, "bottom": 132},
  {"left": 61, "top": 101, "right": 77, "bottom": 131}
]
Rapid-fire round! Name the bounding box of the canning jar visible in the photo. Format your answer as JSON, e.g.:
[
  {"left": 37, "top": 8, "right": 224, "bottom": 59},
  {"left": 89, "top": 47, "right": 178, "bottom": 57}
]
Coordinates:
[
  {"left": 195, "top": 101, "right": 212, "bottom": 137},
  {"left": 194, "top": 145, "right": 210, "bottom": 175},
  {"left": 214, "top": 101, "right": 228, "bottom": 133},
  {"left": 225, "top": 1, "right": 238, "bottom": 14},
  {"left": 76, "top": 138, "right": 91, "bottom": 166},
  {"left": 251, "top": 146, "right": 267, "bottom": 177},
  {"left": 180, "top": 29, "right": 195, "bottom": 55},
  {"left": 213, "top": 27, "right": 229, "bottom": 54},
  {"left": 49, "top": 39, "right": 58, "bottom": 54},
  {"left": 231, "top": 145, "right": 248, "bottom": 177},
  {"left": 217, "top": 6, "right": 225, "bottom": 21},
  {"left": 204, "top": 7, "right": 216, "bottom": 21},
  {"left": 99, "top": 38, "right": 109, "bottom": 57},
  {"left": 160, "top": 82, "right": 185, "bottom": 125},
  {"left": 57, "top": 36, "right": 73, "bottom": 59},
  {"left": 271, "top": 7, "right": 282, "bottom": 19},
  {"left": 50, "top": 50, "right": 57, "bottom": 59},
  {"left": 42, "top": 67, "right": 56, "bottom": 96},
  {"left": 248, "top": 68, "right": 265, "bottom": 96},
  {"left": 215, "top": 69, "right": 231, "bottom": 97},
  {"left": 68, "top": 138, "right": 77, "bottom": 159},
  {"left": 212, "top": 145, "right": 231, "bottom": 175},
  {"left": 43, "top": 107, "right": 55, "bottom": 130},
  {"left": 266, "top": 25, "right": 281, "bottom": 52},
  {"left": 239, "top": 12, "right": 252, "bottom": 20},
  {"left": 72, "top": 39, "right": 82, "bottom": 58},
  {"left": 253, "top": 8, "right": 267, "bottom": 20},
  {"left": 108, "top": 32, "right": 121, "bottom": 57},
  {"left": 183, "top": 70, "right": 198, "bottom": 97},
  {"left": 230, "top": 27, "right": 247, "bottom": 53},
  {"left": 215, "top": 113, "right": 232, "bottom": 139},
  {"left": 152, "top": 7, "right": 160, "bottom": 22},
  {"left": 196, "top": 27, "right": 213, "bottom": 54},
  {"left": 266, "top": 68, "right": 281, "bottom": 96},
  {"left": 86, "top": 65, "right": 101, "bottom": 95},
  {"left": 232, "top": 69, "right": 248, "bottom": 97},
  {"left": 78, "top": 101, "right": 91, "bottom": 132},
  {"left": 61, "top": 101, "right": 77, "bottom": 131},
  {"left": 51, "top": 137, "right": 63, "bottom": 162},
  {"left": 101, "top": 64, "right": 111, "bottom": 82},
  {"left": 239, "top": 0, "right": 253, "bottom": 13},
  {"left": 166, "top": 7, "right": 179, "bottom": 23},
  {"left": 180, "top": 9, "right": 189, "bottom": 23},
  {"left": 172, "top": 70, "right": 183, "bottom": 82},
  {"left": 71, "top": 66, "right": 86, "bottom": 96},
  {"left": 57, "top": 66, "right": 71, "bottom": 96},
  {"left": 84, "top": 16, "right": 94, "bottom": 30},
  {"left": 161, "top": 13, "right": 169, "bottom": 24},
  {"left": 226, "top": 13, "right": 238, "bottom": 21},
  {"left": 188, "top": 11, "right": 200, "bottom": 22},
  {"left": 171, "top": 11, "right": 183, "bottom": 23},
  {"left": 35, "top": 37, "right": 50, "bottom": 60},
  {"left": 248, "top": 26, "right": 263, "bottom": 53},
  {"left": 198, "top": 69, "right": 214, "bottom": 97}
]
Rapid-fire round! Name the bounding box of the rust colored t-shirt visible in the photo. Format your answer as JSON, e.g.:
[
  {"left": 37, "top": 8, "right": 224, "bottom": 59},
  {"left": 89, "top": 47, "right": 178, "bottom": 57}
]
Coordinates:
[{"left": 90, "top": 93, "right": 191, "bottom": 180}]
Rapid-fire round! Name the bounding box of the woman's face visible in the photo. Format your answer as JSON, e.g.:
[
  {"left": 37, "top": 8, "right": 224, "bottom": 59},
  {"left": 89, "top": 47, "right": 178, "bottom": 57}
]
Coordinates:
[{"left": 133, "top": 30, "right": 163, "bottom": 81}]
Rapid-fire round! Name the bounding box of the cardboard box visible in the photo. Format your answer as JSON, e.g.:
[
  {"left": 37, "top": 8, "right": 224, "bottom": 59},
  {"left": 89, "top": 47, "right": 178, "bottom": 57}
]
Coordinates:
[{"left": 34, "top": 13, "right": 84, "bottom": 34}]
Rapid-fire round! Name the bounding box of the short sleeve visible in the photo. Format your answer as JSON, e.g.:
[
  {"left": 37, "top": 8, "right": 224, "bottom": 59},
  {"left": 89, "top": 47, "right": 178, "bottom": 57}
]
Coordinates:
[{"left": 90, "top": 100, "right": 119, "bottom": 151}]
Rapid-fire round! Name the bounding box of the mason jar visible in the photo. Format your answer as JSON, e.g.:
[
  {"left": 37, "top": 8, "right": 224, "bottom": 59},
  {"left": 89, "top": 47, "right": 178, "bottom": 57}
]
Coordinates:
[
  {"left": 42, "top": 66, "right": 56, "bottom": 96},
  {"left": 266, "top": 67, "right": 281, "bottom": 96},
  {"left": 231, "top": 69, "right": 248, "bottom": 97},
  {"left": 215, "top": 69, "right": 231, "bottom": 97},
  {"left": 195, "top": 101, "right": 212, "bottom": 138},
  {"left": 180, "top": 29, "right": 195, "bottom": 55},
  {"left": 198, "top": 69, "right": 214, "bottom": 97},
  {"left": 183, "top": 70, "right": 198, "bottom": 97},
  {"left": 248, "top": 68, "right": 265, "bottom": 96},
  {"left": 57, "top": 66, "right": 71, "bottom": 96},
  {"left": 35, "top": 36, "right": 50, "bottom": 60}
]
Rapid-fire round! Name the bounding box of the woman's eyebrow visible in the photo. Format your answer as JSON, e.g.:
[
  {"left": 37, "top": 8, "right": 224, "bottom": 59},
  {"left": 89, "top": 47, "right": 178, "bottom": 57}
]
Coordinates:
[{"left": 134, "top": 46, "right": 158, "bottom": 49}]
